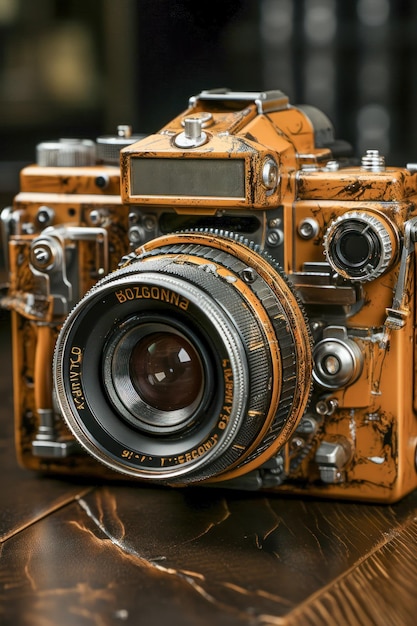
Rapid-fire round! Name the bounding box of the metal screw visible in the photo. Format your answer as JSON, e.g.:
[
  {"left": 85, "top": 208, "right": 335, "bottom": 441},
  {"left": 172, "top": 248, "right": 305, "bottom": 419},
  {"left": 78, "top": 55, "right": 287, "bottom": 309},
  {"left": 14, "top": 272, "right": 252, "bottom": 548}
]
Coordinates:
[
  {"left": 31, "top": 243, "right": 54, "bottom": 270},
  {"left": 36, "top": 206, "right": 55, "bottom": 226},
  {"left": 143, "top": 215, "right": 157, "bottom": 231},
  {"left": 296, "top": 416, "right": 318, "bottom": 434},
  {"left": 315, "top": 398, "right": 338, "bottom": 416},
  {"left": 129, "top": 225, "right": 145, "bottom": 244},
  {"left": 129, "top": 211, "right": 140, "bottom": 224},
  {"left": 240, "top": 267, "right": 257, "bottom": 283},
  {"left": 266, "top": 229, "right": 284, "bottom": 247},
  {"left": 298, "top": 218, "right": 319, "bottom": 240},
  {"left": 290, "top": 437, "right": 305, "bottom": 450},
  {"left": 269, "top": 217, "right": 281, "bottom": 229},
  {"left": 89, "top": 210, "right": 102, "bottom": 225}
]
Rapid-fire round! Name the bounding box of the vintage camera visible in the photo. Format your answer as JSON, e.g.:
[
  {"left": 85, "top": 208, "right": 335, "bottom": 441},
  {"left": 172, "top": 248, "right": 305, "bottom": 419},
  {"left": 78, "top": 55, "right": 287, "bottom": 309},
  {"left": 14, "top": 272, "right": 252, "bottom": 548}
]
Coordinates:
[{"left": 3, "top": 90, "right": 417, "bottom": 502}]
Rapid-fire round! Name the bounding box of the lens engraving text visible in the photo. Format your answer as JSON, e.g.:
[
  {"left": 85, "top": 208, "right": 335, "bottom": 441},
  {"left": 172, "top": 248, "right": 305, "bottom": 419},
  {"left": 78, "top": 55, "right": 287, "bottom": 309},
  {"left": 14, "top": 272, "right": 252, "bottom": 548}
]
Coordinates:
[
  {"left": 115, "top": 286, "right": 189, "bottom": 310},
  {"left": 218, "top": 360, "right": 234, "bottom": 430},
  {"left": 69, "top": 346, "right": 85, "bottom": 410}
]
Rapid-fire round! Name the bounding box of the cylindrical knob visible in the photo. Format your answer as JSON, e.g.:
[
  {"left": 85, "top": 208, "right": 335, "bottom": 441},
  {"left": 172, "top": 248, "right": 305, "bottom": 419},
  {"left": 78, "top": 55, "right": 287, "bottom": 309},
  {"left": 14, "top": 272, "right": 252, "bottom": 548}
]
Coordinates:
[
  {"left": 117, "top": 125, "right": 133, "bottom": 138},
  {"left": 313, "top": 326, "right": 363, "bottom": 390},
  {"left": 36, "top": 139, "right": 96, "bottom": 167},
  {"left": 96, "top": 128, "right": 146, "bottom": 164},
  {"left": 30, "top": 236, "right": 62, "bottom": 271},
  {"left": 361, "top": 149, "right": 385, "bottom": 171},
  {"left": 175, "top": 117, "right": 208, "bottom": 148},
  {"left": 184, "top": 118, "right": 203, "bottom": 140}
]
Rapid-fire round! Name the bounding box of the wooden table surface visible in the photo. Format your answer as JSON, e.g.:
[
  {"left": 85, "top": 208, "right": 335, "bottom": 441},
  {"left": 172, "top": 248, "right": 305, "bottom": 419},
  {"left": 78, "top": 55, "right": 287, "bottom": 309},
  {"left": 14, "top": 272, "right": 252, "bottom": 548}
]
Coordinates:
[{"left": 1, "top": 309, "right": 417, "bottom": 626}]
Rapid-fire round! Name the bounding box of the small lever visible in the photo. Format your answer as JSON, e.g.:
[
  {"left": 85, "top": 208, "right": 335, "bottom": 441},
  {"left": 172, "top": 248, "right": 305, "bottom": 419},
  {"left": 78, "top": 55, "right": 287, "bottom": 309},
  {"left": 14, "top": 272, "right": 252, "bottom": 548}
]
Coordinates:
[{"left": 381, "top": 216, "right": 417, "bottom": 347}]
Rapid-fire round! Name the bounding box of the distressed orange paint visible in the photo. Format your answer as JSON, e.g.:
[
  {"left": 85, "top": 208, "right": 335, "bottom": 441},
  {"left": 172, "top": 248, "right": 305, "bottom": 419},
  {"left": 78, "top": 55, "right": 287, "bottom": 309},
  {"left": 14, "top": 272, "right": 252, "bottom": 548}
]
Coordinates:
[{"left": 3, "top": 90, "right": 417, "bottom": 501}]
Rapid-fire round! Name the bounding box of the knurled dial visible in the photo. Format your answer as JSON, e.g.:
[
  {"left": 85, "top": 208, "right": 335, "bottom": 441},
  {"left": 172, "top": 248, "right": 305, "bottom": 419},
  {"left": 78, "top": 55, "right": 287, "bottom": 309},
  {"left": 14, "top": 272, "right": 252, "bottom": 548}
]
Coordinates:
[
  {"left": 36, "top": 138, "right": 96, "bottom": 167},
  {"left": 323, "top": 210, "right": 398, "bottom": 282}
]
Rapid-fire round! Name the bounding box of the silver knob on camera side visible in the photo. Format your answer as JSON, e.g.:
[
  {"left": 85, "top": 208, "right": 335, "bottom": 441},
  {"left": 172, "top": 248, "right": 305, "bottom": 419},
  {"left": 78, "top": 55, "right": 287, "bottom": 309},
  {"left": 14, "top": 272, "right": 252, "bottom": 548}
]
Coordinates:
[
  {"left": 315, "top": 438, "right": 352, "bottom": 484},
  {"left": 313, "top": 326, "right": 363, "bottom": 389},
  {"left": 298, "top": 217, "right": 319, "bottom": 240},
  {"left": 30, "top": 235, "right": 62, "bottom": 272},
  {"left": 262, "top": 158, "right": 279, "bottom": 191}
]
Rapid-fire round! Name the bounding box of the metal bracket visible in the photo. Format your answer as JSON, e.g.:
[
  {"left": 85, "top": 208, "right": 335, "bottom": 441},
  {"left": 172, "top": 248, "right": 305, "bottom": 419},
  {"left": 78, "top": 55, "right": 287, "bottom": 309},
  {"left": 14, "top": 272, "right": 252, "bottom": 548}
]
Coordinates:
[
  {"left": 188, "top": 89, "right": 289, "bottom": 115},
  {"left": 32, "top": 409, "right": 78, "bottom": 458},
  {"left": 29, "top": 225, "right": 108, "bottom": 316},
  {"left": 383, "top": 216, "right": 417, "bottom": 334}
]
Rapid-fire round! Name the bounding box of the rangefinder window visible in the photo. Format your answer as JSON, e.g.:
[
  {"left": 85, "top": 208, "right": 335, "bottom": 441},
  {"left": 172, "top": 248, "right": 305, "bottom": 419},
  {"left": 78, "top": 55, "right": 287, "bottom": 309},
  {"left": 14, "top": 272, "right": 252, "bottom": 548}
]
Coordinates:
[{"left": 130, "top": 157, "right": 246, "bottom": 198}]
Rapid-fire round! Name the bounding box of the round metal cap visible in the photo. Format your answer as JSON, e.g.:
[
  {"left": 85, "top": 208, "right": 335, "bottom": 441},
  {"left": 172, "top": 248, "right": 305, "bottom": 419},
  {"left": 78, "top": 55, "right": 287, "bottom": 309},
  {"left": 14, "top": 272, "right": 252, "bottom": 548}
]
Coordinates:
[{"left": 96, "top": 127, "right": 147, "bottom": 164}]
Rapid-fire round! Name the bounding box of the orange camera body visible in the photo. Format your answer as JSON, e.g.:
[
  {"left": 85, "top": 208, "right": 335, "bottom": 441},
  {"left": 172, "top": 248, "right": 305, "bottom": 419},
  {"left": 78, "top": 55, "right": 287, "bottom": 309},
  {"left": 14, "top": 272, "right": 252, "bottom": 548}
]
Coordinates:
[{"left": 3, "top": 91, "right": 417, "bottom": 502}]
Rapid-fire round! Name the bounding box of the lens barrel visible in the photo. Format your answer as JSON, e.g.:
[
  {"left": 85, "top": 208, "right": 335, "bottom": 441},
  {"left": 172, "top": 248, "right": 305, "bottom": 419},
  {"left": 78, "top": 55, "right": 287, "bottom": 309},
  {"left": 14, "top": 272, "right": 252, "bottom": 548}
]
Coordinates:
[{"left": 54, "top": 232, "right": 312, "bottom": 484}]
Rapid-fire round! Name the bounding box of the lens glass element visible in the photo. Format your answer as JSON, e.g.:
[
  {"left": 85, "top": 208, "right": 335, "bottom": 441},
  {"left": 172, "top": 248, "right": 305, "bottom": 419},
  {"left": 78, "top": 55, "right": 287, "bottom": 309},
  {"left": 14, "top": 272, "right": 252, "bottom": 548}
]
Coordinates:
[
  {"left": 338, "top": 230, "right": 371, "bottom": 266},
  {"left": 103, "top": 320, "right": 207, "bottom": 433},
  {"left": 129, "top": 332, "right": 203, "bottom": 412}
]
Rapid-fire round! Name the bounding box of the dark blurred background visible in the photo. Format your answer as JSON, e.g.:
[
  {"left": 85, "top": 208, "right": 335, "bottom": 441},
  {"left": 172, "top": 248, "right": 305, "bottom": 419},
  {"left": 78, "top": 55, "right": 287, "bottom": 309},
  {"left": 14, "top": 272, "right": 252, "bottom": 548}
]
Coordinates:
[{"left": 0, "top": 0, "right": 416, "bottom": 204}]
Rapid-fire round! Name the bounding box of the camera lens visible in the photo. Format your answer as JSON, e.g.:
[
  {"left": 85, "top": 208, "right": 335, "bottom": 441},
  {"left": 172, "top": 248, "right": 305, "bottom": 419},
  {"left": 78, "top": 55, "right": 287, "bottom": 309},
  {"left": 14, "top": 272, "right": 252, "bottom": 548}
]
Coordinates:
[
  {"left": 103, "top": 320, "right": 206, "bottom": 434},
  {"left": 334, "top": 224, "right": 378, "bottom": 273},
  {"left": 337, "top": 229, "right": 373, "bottom": 267},
  {"left": 54, "top": 232, "right": 312, "bottom": 484},
  {"left": 129, "top": 332, "right": 202, "bottom": 412}
]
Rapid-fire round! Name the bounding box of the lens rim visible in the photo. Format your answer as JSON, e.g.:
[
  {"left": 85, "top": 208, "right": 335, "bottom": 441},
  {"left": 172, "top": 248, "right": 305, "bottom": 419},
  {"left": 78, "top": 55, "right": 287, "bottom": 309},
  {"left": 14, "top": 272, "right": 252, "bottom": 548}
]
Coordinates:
[
  {"left": 336, "top": 227, "right": 374, "bottom": 267},
  {"left": 54, "top": 271, "right": 251, "bottom": 479},
  {"left": 332, "top": 221, "right": 379, "bottom": 275},
  {"left": 324, "top": 210, "right": 399, "bottom": 282},
  {"left": 103, "top": 317, "right": 207, "bottom": 434}
]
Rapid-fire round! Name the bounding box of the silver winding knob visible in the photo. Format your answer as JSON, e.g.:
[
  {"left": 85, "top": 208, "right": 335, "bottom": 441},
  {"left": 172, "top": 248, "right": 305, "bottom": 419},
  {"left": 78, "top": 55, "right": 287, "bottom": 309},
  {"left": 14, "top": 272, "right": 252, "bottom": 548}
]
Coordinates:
[
  {"left": 313, "top": 326, "right": 363, "bottom": 390},
  {"left": 96, "top": 126, "right": 146, "bottom": 164},
  {"left": 36, "top": 139, "right": 96, "bottom": 167}
]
